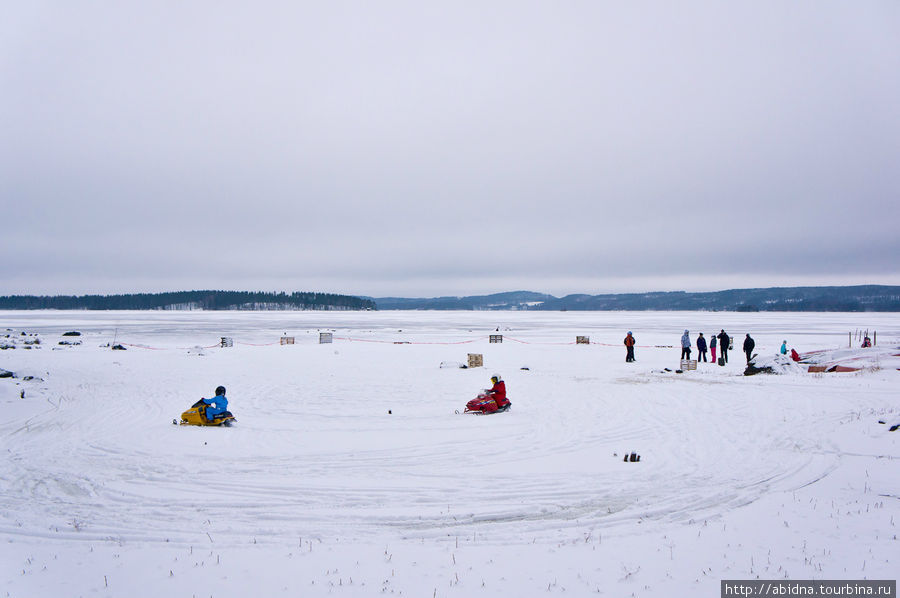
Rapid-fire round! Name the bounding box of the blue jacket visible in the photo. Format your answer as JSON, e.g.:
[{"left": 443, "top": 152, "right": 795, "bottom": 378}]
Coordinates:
[
  {"left": 202, "top": 395, "right": 228, "bottom": 414},
  {"left": 710, "top": 336, "right": 717, "bottom": 348},
  {"left": 681, "top": 332, "right": 691, "bottom": 348}
]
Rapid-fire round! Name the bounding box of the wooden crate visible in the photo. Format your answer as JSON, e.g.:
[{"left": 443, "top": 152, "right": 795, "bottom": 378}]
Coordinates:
[
  {"left": 576, "top": 336, "right": 590, "bottom": 344},
  {"left": 280, "top": 337, "right": 295, "bottom": 345},
  {"left": 319, "top": 332, "right": 333, "bottom": 344},
  {"left": 680, "top": 359, "right": 697, "bottom": 370},
  {"left": 489, "top": 335, "right": 503, "bottom": 343},
  {"left": 467, "top": 353, "right": 483, "bottom": 368},
  {"left": 220, "top": 337, "right": 233, "bottom": 348}
]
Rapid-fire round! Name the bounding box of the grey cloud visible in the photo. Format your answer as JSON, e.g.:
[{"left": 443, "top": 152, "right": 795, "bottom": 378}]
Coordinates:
[{"left": 2, "top": 2, "right": 898, "bottom": 296}]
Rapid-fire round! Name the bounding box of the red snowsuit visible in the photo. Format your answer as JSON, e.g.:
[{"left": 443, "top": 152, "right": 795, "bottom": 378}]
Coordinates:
[{"left": 488, "top": 380, "right": 509, "bottom": 408}]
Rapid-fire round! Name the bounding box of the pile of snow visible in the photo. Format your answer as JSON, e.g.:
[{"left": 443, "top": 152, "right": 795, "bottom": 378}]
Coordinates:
[{"left": 801, "top": 345, "right": 900, "bottom": 372}]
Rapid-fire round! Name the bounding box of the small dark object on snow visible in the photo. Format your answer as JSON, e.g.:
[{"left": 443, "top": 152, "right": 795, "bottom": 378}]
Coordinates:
[
  {"left": 878, "top": 420, "right": 886, "bottom": 424},
  {"left": 890, "top": 424, "right": 900, "bottom": 432},
  {"left": 388, "top": 410, "right": 392, "bottom": 414},
  {"left": 62, "top": 331, "right": 81, "bottom": 336},
  {"left": 112, "top": 344, "right": 126, "bottom": 350},
  {"left": 520, "top": 367, "right": 530, "bottom": 370},
  {"left": 675, "top": 369, "right": 683, "bottom": 374},
  {"left": 0, "top": 369, "right": 14, "bottom": 378},
  {"left": 20, "top": 390, "right": 25, "bottom": 399},
  {"left": 623, "top": 454, "right": 628, "bottom": 462},
  {"left": 744, "top": 364, "right": 774, "bottom": 376}
]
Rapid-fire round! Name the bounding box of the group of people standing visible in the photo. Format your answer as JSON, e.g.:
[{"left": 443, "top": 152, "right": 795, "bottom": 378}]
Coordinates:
[
  {"left": 680, "top": 329, "right": 740, "bottom": 363},
  {"left": 625, "top": 329, "right": 759, "bottom": 364}
]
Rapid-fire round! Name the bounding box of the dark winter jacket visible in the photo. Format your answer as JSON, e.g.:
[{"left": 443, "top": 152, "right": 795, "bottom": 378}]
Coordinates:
[
  {"left": 743, "top": 335, "right": 755, "bottom": 352},
  {"left": 697, "top": 336, "right": 707, "bottom": 352},
  {"left": 710, "top": 335, "right": 717, "bottom": 348},
  {"left": 717, "top": 331, "right": 730, "bottom": 349}
]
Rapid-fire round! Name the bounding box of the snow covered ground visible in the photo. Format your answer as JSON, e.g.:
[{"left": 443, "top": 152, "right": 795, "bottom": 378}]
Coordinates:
[{"left": 1, "top": 310, "right": 898, "bottom": 597}]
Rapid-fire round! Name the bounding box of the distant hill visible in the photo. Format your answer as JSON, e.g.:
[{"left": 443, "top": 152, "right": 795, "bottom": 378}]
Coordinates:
[
  {"left": 0, "top": 290, "right": 375, "bottom": 311},
  {"left": 375, "top": 286, "right": 900, "bottom": 311}
]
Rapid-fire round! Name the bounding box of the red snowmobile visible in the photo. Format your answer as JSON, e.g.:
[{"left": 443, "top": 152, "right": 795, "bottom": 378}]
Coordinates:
[{"left": 461, "top": 392, "right": 511, "bottom": 415}]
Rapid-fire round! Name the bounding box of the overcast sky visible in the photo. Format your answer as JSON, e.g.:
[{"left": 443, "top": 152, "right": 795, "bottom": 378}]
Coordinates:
[{"left": 2, "top": 2, "right": 898, "bottom": 298}]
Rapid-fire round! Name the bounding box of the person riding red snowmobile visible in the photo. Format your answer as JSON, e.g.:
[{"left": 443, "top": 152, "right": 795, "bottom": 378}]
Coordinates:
[{"left": 464, "top": 375, "right": 511, "bottom": 414}]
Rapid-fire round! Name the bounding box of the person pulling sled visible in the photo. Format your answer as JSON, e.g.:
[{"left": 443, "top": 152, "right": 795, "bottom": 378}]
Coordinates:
[{"left": 463, "top": 374, "right": 511, "bottom": 414}]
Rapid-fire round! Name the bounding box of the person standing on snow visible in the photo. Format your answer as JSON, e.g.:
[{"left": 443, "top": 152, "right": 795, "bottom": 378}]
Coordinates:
[
  {"left": 680, "top": 330, "right": 692, "bottom": 360},
  {"left": 624, "top": 331, "right": 636, "bottom": 362},
  {"left": 202, "top": 385, "right": 229, "bottom": 422},
  {"left": 487, "top": 374, "right": 510, "bottom": 409},
  {"left": 743, "top": 334, "right": 756, "bottom": 364},
  {"left": 710, "top": 333, "right": 718, "bottom": 363},
  {"left": 696, "top": 332, "right": 708, "bottom": 362},
  {"left": 717, "top": 329, "right": 730, "bottom": 363},
  {"left": 780, "top": 340, "right": 788, "bottom": 355}
]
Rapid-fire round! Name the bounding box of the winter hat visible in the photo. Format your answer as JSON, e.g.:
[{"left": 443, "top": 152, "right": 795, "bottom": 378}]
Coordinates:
[{"left": 627, "top": 331, "right": 632, "bottom": 335}]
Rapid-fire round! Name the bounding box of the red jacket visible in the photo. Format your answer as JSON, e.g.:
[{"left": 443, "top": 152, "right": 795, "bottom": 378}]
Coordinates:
[{"left": 489, "top": 380, "right": 508, "bottom": 407}]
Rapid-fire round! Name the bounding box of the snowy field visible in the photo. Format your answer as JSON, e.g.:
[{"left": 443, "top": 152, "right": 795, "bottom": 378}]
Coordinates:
[{"left": 1, "top": 310, "right": 898, "bottom": 598}]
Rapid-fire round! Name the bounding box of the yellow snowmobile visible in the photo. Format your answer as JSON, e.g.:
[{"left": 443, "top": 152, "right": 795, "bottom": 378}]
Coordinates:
[{"left": 175, "top": 399, "right": 235, "bottom": 427}]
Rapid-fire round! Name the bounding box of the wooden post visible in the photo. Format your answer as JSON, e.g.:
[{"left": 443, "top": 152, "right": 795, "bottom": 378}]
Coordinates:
[{"left": 874, "top": 331, "right": 876, "bottom": 346}]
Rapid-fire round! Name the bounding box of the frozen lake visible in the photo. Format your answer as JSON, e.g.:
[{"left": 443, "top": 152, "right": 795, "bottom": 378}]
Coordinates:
[{"left": 1, "top": 310, "right": 898, "bottom": 597}]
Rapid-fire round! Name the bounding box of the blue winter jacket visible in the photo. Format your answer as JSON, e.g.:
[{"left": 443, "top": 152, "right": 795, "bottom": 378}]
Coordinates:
[
  {"left": 681, "top": 332, "right": 691, "bottom": 348},
  {"left": 710, "top": 336, "right": 717, "bottom": 348},
  {"left": 202, "top": 395, "right": 228, "bottom": 417}
]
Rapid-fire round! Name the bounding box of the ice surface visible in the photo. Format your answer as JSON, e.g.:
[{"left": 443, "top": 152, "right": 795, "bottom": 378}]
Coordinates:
[{"left": 1, "top": 310, "right": 898, "bottom": 597}]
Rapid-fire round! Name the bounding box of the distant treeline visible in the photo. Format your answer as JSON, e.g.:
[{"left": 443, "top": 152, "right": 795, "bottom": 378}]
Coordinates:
[{"left": 0, "top": 291, "right": 376, "bottom": 311}]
